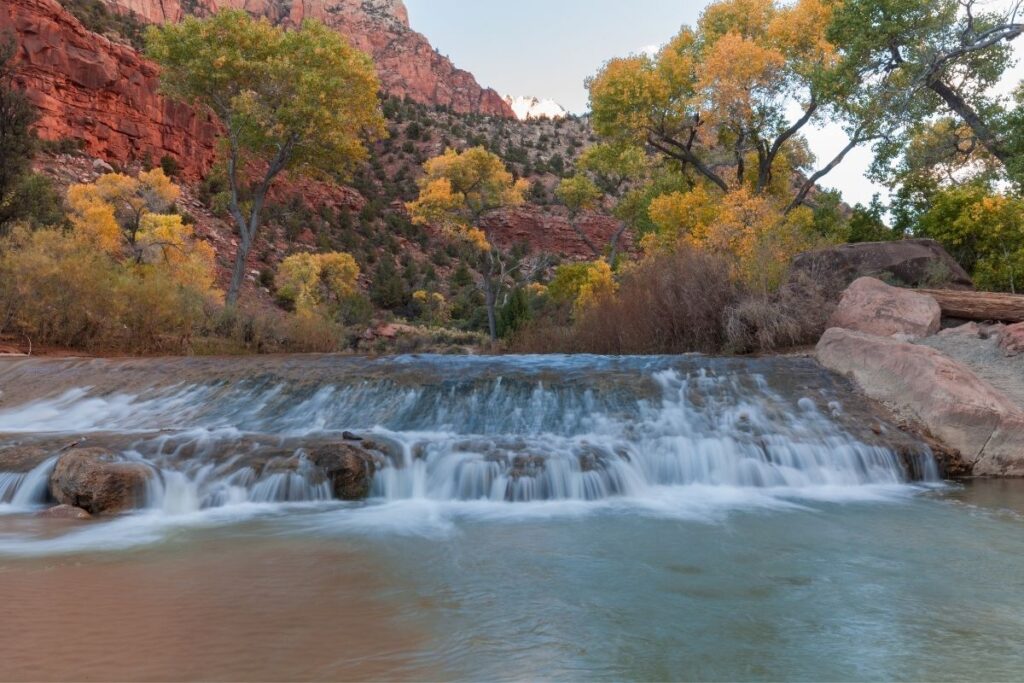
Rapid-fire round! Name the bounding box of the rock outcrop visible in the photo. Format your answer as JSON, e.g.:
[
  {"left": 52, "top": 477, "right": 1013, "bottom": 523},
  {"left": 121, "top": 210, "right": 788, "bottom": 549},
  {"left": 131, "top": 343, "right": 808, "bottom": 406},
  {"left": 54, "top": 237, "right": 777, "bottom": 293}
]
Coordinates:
[
  {"left": 0, "top": 0, "right": 219, "bottom": 178},
  {"left": 481, "top": 207, "right": 630, "bottom": 258},
  {"left": 791, "top": 239, "right": 973, "bottom": 290},
  {"left": 816, "top": 328, "right": 1024, "bottom": 476},
  {"left": 49, "top": 447, "right": 152, "bottom": 514},
  {"left": 828, "top": 277, "right": 942, "bottom": 338},
  {"left": 101, "top": 0, "right": 514, "bottom": 117}
]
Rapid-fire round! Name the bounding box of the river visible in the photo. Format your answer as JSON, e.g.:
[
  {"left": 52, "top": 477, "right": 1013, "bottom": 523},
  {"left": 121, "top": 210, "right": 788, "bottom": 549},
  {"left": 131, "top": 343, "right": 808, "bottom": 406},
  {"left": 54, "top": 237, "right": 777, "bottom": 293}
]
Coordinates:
[{"left": 0, "top": 354, "right": 1022, "bottom": 681}]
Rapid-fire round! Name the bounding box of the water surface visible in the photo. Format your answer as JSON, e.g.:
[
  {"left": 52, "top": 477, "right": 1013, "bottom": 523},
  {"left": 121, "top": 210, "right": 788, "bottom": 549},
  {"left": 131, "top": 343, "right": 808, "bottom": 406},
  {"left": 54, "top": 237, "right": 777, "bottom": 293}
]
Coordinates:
[{"left": 0, "top": 355, "right": 1020, "bottom": 681}]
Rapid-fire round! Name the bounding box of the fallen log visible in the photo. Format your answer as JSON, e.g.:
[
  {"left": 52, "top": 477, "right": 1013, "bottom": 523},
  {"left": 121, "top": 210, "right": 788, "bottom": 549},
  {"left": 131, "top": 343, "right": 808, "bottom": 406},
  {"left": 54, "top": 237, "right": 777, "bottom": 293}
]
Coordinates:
[{"left": 917, "top": 288, "right": 1024, "bottom": 323}]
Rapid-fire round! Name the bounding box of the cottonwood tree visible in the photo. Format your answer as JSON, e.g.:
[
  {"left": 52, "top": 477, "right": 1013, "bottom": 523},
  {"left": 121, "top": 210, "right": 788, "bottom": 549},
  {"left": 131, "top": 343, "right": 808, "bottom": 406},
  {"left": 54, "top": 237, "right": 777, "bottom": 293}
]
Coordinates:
[
  {"left": 407, "top": 147, "right": 527, "bottom": 340},
  {"left": 828, "top": 0, "right": 1024, "bottom": 185},
  {"left": 587, "top": 0, "right": 863, "bottom": 212},
  {"left": 147, "top": 11, "right": 385, "bottom": 305}
]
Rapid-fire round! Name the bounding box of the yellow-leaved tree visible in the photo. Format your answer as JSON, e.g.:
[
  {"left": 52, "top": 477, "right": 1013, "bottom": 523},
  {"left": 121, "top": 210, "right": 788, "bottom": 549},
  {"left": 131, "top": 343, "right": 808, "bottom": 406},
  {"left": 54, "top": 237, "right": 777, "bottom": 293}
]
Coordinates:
[
  {"left": 586, "top": 0, "right": 862, "bottom": 210},
  {"left": 66, "top": 169, "right": 218, "bottom": 294},
  {"left": 276, "top": 251, "right": 360, "bottom": 319},
  {"left": 647, "top": 186, "right": 822, "bottom": 292},
  {"left": 407, "top": 147, "right": 528, "bottom": 339}
]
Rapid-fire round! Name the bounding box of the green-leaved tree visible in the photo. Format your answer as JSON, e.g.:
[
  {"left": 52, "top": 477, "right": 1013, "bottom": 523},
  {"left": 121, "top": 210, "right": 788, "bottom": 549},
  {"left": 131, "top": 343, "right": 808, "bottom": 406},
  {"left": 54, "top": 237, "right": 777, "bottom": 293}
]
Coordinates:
[{"left": 146, "top": 11, "right": 386, "bottom": 305}]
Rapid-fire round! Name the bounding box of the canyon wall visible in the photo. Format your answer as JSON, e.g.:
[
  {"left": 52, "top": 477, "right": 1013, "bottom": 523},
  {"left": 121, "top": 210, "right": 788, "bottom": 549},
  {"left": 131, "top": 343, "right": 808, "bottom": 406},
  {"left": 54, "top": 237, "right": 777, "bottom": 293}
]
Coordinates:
[
  {"left": 101, "top": 0, "right": 514, "bottom": 117},
  {"left": 0, "top": 0, "right": 219, "bottom": 177}
]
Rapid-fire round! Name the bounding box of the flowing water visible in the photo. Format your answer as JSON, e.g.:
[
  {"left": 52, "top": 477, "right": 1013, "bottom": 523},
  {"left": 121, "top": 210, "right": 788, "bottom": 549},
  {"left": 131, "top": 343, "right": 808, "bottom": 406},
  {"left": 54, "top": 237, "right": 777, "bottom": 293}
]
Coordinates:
[{"left": 0, "top": 355, "right": 1022, "bottom": 681}]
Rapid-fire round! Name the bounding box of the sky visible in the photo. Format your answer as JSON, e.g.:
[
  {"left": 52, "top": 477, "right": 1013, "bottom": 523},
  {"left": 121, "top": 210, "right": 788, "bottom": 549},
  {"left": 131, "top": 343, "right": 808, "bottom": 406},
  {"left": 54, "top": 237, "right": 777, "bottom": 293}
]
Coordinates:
[{"left": 404, "top": 0, "right": 1024, "bottom": 208}]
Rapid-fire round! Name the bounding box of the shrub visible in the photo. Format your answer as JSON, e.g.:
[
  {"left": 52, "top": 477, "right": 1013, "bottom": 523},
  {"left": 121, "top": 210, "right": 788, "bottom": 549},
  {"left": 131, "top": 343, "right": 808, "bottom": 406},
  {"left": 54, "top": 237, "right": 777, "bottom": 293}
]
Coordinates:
[{"left": 513, "top": 248, "right": 739, "bottom": 354}]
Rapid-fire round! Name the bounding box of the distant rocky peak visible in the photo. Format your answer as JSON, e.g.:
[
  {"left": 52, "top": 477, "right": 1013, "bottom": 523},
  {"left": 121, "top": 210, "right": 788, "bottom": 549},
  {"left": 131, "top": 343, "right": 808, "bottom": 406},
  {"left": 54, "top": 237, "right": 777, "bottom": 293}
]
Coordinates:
[
  {"left": 504, "top": 95, "right": 568, "bottom": 121},
  {"left": 359, "top": 0, "right": 408, "bottom": 27}
]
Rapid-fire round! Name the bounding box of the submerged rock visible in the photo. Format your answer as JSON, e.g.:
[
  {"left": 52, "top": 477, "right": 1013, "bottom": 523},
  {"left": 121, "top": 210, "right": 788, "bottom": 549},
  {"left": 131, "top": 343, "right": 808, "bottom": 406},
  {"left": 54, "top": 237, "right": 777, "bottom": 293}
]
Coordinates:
[
  {"left": 308, "top": 444, "right": 376, "bottom": 500},
  {"left": 49, "top": 448, "right": 152, "bottom": 515},
  {"left": 816, "top": 327, "right": 1024, "bottom": 476},
  {"left": 37, "top": 504, "right": 92, "bottom": 520},
  {"left": 829, "top": 277, "right": 941, "bottom": 339}
]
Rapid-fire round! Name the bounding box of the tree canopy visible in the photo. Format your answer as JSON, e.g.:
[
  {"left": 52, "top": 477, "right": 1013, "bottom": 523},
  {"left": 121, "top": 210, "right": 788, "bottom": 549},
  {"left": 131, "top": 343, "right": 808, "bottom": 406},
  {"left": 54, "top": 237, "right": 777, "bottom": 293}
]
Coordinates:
[{"left": 147, "top": 10, "right": 386, "bottom": 304}]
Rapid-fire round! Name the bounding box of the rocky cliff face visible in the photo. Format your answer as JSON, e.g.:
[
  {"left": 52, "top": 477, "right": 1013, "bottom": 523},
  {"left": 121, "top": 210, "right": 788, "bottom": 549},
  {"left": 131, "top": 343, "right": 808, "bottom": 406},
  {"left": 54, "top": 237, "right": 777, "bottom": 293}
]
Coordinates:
[
  {"left": 101, "top": 0, "right": 514, "bottom": 117},
  {"left": 0, "top": 0, "right": 219, "bottom": 177}
]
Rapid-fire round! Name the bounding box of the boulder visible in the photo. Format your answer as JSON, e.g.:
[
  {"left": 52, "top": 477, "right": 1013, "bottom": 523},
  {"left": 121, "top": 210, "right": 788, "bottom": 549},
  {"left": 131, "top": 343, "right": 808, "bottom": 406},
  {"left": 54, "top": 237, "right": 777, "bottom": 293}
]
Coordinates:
[
  {"left": 998, "top": 322, "right": 1024, "bottom": 357},
  {"left": 829, "top": 277, "right": 942, "bottom": 338},
  {"left": 49, "top": 448, "right": 152, "bottom": 515},
  {"left": 36, "top": 504, "right": 92, "bottom": 520},
  {"left": 816, "top": 327, "right": 1024, "bottom": 476},
  {"left": 308, "top": 444, "right": 376, "bottom": 500},
  {"left": 791, "top": 239, "right": 973, "bottom": 290}
]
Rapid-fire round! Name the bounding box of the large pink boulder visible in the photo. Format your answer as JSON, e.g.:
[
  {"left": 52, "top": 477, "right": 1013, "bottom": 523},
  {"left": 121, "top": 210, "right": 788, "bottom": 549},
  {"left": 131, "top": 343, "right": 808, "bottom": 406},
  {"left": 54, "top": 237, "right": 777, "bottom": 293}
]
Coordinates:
[
  {"left": 816, "top": 327, "right": 1024, "bottom": 476},
  {"left": 829, "top": 277, "right": 941, "bottom": 338}
]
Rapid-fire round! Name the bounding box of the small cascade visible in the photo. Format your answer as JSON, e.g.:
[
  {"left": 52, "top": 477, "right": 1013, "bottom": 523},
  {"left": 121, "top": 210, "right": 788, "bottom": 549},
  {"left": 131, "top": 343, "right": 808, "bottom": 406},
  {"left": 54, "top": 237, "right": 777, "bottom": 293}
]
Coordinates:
[{"left": 0, "top": 355, "right": 939, "bottom": 514}]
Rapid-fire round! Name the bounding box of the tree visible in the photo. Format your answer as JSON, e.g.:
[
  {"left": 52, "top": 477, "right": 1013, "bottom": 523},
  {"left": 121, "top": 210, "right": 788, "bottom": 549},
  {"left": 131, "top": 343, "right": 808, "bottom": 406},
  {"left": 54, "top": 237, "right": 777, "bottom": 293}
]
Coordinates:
[
  {"left": 828, "top": 0, "right": 1024, "bottom": 185},
  {"left": 647, "top": 185, "right": 823, "bottom": 292},
  {"left": 587, "top": 0, "right": 861, "bottom": 211},
  {"left": 0, "top": 34, "right": 39, "bottom": 231},
  {"left": 276, "top": 251, "right": 360, "bottom": 317},
  {"left": 407, "top": 147, "right": 528, "bottom": 339},
  {"left": 555, "top": 174, "right": 603, "bottom": 256},
  {"left": 147, "top": 11, "right": 386, "bottom": 305},
  {"left": 915, "top": 183, "right": 1024, "bottom": 292},
  {"left": 66, "top": 171, "right": 218, "bottom": 293},
  {"left": 556, "top": 142, "right": 649, "bottom": 261},
  {"left": 66, "top": 169, "right": 179, "bottom": 261}
]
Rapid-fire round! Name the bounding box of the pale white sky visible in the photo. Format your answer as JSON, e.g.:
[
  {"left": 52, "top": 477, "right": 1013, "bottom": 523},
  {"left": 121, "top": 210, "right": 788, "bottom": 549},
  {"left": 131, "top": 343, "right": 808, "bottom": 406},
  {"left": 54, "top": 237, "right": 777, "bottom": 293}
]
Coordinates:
[{"left": 405, "top": 0, "right": 1024, "bottom": 208}]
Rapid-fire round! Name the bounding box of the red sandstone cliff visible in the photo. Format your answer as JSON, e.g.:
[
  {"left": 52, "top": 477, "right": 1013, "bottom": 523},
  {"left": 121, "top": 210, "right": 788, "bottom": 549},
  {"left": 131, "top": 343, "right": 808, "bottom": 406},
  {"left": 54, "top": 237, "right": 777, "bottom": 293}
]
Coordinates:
[
  {"left": 102, "top": 0, "right": 514, "bottom": 118},
  {"left": 0, "top": 0, "right": 219, "bottom": 178}
]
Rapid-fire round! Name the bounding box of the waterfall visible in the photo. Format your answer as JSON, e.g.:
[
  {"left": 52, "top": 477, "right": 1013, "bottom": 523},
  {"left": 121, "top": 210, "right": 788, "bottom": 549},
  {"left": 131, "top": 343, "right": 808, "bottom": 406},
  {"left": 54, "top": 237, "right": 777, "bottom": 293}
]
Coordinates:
[{"left": 0, "top": 355, "right": 938, "bottom": 513}]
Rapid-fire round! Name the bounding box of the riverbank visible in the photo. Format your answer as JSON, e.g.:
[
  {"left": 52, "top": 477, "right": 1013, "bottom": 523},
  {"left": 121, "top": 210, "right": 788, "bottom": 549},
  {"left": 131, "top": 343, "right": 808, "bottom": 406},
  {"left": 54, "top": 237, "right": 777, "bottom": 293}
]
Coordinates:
[{"left": 815, "top": 277, "right": 1024, "bottom": 478}]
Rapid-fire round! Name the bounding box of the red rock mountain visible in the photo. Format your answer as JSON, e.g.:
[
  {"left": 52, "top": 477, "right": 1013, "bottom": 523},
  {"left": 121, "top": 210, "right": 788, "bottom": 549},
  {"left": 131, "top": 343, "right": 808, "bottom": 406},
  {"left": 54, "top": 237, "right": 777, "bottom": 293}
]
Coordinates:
[
  {"left": 103, "top": 0, "right": 513, "bottom": 117},
  {"left": 1, "top": 0, "right": 220, "bottom": 177},
  {"left": 0, "top": 0, "right": 512, "bottom": 176}
]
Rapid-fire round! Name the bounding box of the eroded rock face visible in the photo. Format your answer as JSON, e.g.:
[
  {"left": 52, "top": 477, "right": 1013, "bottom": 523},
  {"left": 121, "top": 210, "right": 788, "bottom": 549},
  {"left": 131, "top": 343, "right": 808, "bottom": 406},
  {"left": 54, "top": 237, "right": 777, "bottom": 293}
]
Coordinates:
[
  {"left": 481, "top": 207, "right": 630, "bottom": 258},
  {"left": 308, "top": 444, "right": 377, "bottom": 500},
  {"left": 0, "top": 0, "right": 219, "bottom": 178},
  {"left": 49, "top": 448, "right": 152, "bottom": 514},
  {"left": 816, "top": 327, "right": 1024, "bottom": 476},
  {"left": 791, "top": 239, "right": 973, "bottom": 291},
  {"left": 829, "top": 277, "right": 941, "bottom": 339}
]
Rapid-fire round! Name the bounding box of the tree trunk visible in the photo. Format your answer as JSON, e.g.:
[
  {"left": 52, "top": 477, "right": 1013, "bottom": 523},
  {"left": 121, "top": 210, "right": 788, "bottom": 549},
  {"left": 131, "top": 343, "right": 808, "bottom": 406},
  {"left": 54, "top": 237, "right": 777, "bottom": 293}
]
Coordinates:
[
  {"left": 226, "top": 235, "right": 251, "bottom": 307},
  {"left": 917, "top": 288, "right": 1024, "bottom": 323},
  {"left": 483, "top": 269, "right": 497, "bottom": 340}
]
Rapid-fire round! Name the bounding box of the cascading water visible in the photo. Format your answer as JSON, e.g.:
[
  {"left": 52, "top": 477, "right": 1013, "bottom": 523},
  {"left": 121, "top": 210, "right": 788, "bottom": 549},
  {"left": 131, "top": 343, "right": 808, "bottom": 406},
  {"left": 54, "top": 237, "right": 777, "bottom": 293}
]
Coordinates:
[{"left": 0, "top": 354, "right": 938, "bottom": 520}]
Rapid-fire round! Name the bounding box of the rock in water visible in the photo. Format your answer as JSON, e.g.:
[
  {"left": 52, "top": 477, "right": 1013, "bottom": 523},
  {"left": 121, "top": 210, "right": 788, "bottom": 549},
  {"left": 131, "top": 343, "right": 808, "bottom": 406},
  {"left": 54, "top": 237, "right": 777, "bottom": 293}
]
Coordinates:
[
  {"left": 816, "top": 327, "right": 1024, "bottom": 476},
  {"left": 791, "top": 239, "right": 973, "bottom": 290},
  {"left": 829, "top": 277, "right": 941, "bottom": 338},
  {"left": 49, "top": 448, "right": 152, "bottom": 515},
  {"left": 309, "top": 445, "right": 376, "bottom": 500},
  {"left": 37, "top": 504, "right": 92, "bottom": 520}
]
